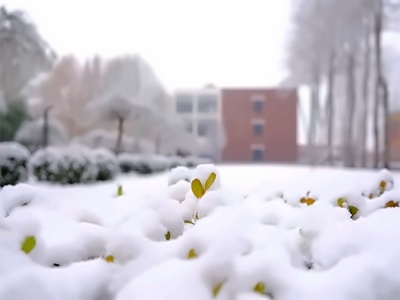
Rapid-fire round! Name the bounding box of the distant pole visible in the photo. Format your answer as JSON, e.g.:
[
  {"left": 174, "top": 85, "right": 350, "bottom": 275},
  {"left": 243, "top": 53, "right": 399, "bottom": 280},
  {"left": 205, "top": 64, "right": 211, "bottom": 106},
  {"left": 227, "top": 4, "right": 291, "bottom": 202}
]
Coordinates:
[{"left": 42, "top": 105, "right": 53, "bottom": 148}]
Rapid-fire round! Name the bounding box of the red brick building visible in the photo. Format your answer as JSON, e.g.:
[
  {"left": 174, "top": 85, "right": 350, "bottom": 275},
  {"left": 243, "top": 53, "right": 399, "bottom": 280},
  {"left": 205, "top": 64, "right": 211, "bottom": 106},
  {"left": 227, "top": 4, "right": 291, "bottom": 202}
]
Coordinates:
[
  {"left": 390, "top": 112, "right": 400, "bottom": 163},
  {"left": 221, "top": 88, "right": 298, "bottom": 162}
]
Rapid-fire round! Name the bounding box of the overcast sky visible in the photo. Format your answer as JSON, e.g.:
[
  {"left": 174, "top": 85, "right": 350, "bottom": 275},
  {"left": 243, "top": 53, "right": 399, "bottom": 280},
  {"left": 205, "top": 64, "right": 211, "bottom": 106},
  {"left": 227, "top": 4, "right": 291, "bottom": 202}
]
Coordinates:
[{"left": 3, "top": 0, "right": 291, "bottom": 91}]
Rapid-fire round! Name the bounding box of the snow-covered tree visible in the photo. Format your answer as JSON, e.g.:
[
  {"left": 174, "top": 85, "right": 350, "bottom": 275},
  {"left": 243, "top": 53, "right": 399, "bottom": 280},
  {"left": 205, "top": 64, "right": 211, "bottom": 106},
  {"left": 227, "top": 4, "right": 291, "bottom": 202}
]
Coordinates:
[
  {"left": 14, "top": 117, "right": 68, "bottom": 152},
  {"left": 86, "top": 54, "right": 170, "bottom": 154},
  {"left": 286, "top": 0, "right": 399, "bottom": 168},
  {"left": 131, "top": 112, "right": 200, "bottom": 156},
  {"left": 0, "top": 6, "right": 55, "bottom": 102}
]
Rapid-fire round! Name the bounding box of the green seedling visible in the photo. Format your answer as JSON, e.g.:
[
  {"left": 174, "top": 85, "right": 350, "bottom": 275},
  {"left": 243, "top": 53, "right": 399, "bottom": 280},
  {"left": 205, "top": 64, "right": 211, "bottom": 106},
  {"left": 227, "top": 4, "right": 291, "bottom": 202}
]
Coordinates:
[
  {"left": 253, "top": 282, "right": 266, "bottom": 294},
  {"left": 21, "top": 236, "right": 36, "bottom": 254},
  {"left": 117, "top": 185, "right": 123, "bottom": 196},
  {"left": 300, "top": 197, "right": 315, "bottom": 206},
  {"left": 104, "top": 255, "right": 115, "bottom": 263},
  {"left": 337, "top": 197, "right": 358, "bottom": 218},
  {"left": 212, "top": 282, "right": 224, "bottom": 298},
  {"left": 165, "top": 231, "right": 171, "bottom": 240},
  {"left": 191, "top": 172, "right": 217, "bottom": 199},
  {"left": 187, "top": 248, "right": 198, "bottom": 259},
  {"left": 184, "top": 220, "right": 195, "bottom": 225}
]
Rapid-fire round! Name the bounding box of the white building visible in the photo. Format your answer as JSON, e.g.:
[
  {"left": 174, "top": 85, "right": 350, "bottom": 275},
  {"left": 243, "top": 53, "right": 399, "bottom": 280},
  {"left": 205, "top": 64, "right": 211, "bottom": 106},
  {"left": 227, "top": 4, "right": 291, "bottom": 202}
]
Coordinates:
[{"left": 172, "top": 85, "right": 224, "bottom": 161}]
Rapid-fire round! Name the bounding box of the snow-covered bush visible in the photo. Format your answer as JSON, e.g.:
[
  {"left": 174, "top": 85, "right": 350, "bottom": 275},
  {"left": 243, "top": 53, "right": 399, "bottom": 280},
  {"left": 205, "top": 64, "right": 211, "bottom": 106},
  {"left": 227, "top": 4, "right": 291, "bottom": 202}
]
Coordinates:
[
  {"left": 118, "top": 153, "right": 153, "bottom": 174},
  {"left": 93, "top": 148, "right": 119, "bottom": 181},
  {"left": 168, "top": 155, "right": 187, "bottom": 169},
  {"left": 30, "top": 145, "right": 98, "bottom": 184},
  {"left": 0, "top": 142, "right": 30, "bottom": 187},
  {"left": 118, "top": 153, "right": 169, "bottom": 175},
  {"left": 184, "top": 155, "right": 213, "bottom": 168}
]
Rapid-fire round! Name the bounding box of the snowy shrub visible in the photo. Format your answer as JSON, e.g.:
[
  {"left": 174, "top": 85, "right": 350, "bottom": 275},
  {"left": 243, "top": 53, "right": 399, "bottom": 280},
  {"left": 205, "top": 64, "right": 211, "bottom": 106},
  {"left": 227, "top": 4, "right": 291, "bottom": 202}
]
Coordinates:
[
  {"left": 118, "top": 153, "right": 170, "bottom": 175},
  {"left": 168, "top": 155, "right": 187, "bottom": 169},
  {"left": 118, "top": 153, "right": 153, "bottom": 174},
  {"left": 184, "top": 155, "right": 213, "bottom": 168},
  {"left": 30, "top": 145, "right": 98, "bottom": 184},
  {"left": 93, "top": 148, "right": 119, "bottom": 181},
  {"left": 0, "top": 142, "right": 30, "bottom": 187}
]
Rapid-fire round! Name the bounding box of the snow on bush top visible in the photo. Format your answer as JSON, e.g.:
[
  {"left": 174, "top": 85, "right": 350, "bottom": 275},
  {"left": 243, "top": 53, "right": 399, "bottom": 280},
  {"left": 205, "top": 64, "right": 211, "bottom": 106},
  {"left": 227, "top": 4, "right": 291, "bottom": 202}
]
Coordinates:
[
  {"left": 0, "top": 142, "right": 30, "bottom": 163},
  {"left": 29, "top": 145, "right": 99, "bottom": 183},
  {"left": 0, "top": 165, "right": 400, "bottom": 299}
]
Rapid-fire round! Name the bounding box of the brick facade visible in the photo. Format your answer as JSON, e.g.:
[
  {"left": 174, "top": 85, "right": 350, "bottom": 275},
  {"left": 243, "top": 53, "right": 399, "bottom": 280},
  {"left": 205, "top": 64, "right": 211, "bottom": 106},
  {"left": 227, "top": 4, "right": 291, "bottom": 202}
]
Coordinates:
[
  {"left": 390, "top": 112, "right": 400, "bottom": 162},
  {"left": 221, "top": 88, "right": 298, "bottom": 162}
]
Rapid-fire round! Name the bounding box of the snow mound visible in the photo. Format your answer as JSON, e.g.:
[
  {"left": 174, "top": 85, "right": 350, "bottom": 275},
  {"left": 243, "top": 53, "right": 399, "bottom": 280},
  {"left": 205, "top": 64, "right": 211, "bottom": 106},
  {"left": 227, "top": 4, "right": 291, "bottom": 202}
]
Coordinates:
[{"left": 0, "top": 164, "right": 400, "bottom": 299}]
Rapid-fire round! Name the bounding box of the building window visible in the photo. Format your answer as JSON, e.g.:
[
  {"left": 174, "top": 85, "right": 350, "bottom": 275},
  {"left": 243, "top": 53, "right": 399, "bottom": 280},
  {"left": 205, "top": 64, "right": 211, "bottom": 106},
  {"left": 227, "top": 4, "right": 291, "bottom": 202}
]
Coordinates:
[
  {"left": 184, "top": 120, "right": 193, "bottom": 133},
  {"left": 253, "top": 100, "right": 263, "bottom": 112},
  {"left": 198, "top": 119, "right": 217, "bottom": 137},
  {"left": 251, "top": 147, "right": 264, "bottom": 161},
  {"left": 252, "top": 123, "right": 263, "bottom": 136},
  {"left": 198, "top": 93, "right": 218, "bottom": 113},
  {"left": 176, "top": 94, "right": 193, "bottom": 113},
  {"left": 252, "top": 95, "right": 264, "bottom": 113}
]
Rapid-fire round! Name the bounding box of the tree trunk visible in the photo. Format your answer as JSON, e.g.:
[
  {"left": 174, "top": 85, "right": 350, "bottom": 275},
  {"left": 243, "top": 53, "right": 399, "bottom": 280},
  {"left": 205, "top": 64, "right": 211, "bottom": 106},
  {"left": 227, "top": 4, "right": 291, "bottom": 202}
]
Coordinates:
[
  {"left": 326, "top": 51, "right": 336, "bottom": 165},
  {"left": 372, "top": 2, "right": 388, "bottom": 169},
  {"left": 115, "top": 117, "right": 124, "bottom": 154},
  {"left": 344, "top": 53, "right": 357, "bottom": 168},
  {"left": 308, "top": 67, "right": 320, "bottom": 164},
  {"left": 373, "top": 10, "right": 381, "bottom": 169},
  {"left": 381, "top": 76, "right": 390, "bottom": 168},
  {"left": 360, "top": 21, "right": 371, "bottom": 168},
  {"left": 42, "top": 106, "right": 52, "bottom": 149}
]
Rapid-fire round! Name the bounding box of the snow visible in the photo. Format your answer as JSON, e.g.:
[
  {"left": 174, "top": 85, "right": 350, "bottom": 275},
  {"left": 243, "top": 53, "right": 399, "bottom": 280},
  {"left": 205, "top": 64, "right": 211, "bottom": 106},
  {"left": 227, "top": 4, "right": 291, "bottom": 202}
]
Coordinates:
[{"left": 0, "top": 164, "right": 400, "bottom": 299}]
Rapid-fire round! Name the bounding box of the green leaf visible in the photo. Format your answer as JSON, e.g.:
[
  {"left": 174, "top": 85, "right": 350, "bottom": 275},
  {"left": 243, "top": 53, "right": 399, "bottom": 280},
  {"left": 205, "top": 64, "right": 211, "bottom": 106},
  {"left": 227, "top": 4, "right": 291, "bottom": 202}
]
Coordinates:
[
  {"left": 212, "top": 282, "right": 224, "bottom": 298},
  {"left": 117, "top": 185, "right": 123, "bottom": 196},
  {"left": 187, "top": 248, "right": 198, "bottom": 259},
  {"left": 349, "top": 205, "right": 359, "bottom": 217},
  {"left": 21, "top": 236, "right": 36, "bottom": 254},
  {"left": 204, "top": 172, "right": 217, "bottom": 191},
  {"left": 191, "top": 179, "right": 204, "bottom": 199},
  {"left": 105, "top": 255, "right": 114, "bottom": 263},
  {"left": 165, "top": 231, "right": 171, "bottom": 240},
  {"left": 184, "top": 220, "right": 195, "bottom": 225},
  {"left": 253, "top": 282, "right": 266, "bottom": 294},
  {"left": 337, "top": 197, "right": 346, "bottom": 207}
]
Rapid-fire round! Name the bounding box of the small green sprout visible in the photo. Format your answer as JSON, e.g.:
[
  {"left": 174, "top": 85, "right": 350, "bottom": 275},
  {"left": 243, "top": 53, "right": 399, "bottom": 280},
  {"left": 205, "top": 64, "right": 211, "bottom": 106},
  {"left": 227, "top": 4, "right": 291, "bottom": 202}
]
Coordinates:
[
  {"left": 104, "top": 255, "right": 114, "bottom": 263},
  {"left": 191, "top": 172, "right": 217, "bottom": 199},
  {"left": 21, "top": 236, "right": 36, "bottom": 254},
  {"left": 117, "top": 185, "right": 123, "bottom": 196},
  {"left": 300, "top": 197, "right": 315, "bottom": 206},
  {"left": 184, "top": 220, "right": 195, "bottom": 225},
  {"left": 337, "top": 197, "right": 358, "bottom": 218},
  {"left": 253, "top": 282, "right": 266, "bottom": 294},
  {"left": 187, "top": 248, "right": 198, "bottom": 259},
  {"left": 165, "top": 231, "right": 171, "bottom": 240},
  {"left": 212, "top": 282, "right": 224, "bottom": 298}
]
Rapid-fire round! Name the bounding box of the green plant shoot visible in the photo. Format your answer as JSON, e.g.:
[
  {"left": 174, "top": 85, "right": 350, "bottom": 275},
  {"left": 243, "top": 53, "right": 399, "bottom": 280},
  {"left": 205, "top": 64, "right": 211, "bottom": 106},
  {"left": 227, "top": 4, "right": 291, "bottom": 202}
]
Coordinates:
[{"left": 21, "top": 236, "right": 36, "bottom": 254}]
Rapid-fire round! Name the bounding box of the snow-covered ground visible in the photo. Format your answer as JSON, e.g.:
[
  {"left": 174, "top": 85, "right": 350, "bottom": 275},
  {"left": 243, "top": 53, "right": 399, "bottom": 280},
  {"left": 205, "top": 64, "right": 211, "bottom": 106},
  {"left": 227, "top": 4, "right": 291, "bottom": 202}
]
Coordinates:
[{"left": 1, "top": 164, "right": 400, "bottom": 300}]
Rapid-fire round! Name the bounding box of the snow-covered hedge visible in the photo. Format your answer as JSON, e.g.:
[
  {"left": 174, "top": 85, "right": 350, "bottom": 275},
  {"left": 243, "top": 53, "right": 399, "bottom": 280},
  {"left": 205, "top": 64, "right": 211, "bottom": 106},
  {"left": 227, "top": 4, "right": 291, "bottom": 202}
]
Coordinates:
[
  {"left": 93, "top": 148, "right": 119, "bottom": 181},
  {"left": 0, "top": 142, "right": 30, "bottom": 187},
  {"left": 167, "top": 155, "right": 213, "bottom": 169},
  {"left": 30, "top": 145, "right": 99, "bottom": 184},
  {"left": 118, "top": 153, "right": 169, "bottom": 175}
]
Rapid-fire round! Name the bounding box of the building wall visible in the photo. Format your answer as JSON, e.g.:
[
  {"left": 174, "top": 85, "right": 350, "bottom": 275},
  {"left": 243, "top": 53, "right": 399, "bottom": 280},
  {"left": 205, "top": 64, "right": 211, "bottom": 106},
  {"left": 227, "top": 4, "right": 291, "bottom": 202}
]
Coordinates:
[
  {"left": 221, "top": 88, "right": 298, "bottom": 162},
  {"left": 390, "top": 112, "right": 400, "bottom": 162},
  {"left": 172, "top": 87, "right": 223, "bottom": 161}
]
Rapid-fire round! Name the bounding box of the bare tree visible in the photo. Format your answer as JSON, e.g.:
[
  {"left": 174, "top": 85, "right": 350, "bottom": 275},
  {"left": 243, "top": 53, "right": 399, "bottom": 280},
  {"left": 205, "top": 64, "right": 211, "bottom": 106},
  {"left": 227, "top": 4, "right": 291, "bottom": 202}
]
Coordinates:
[{"left": 0, "top": 6, "right": 55, "bottom": 102}]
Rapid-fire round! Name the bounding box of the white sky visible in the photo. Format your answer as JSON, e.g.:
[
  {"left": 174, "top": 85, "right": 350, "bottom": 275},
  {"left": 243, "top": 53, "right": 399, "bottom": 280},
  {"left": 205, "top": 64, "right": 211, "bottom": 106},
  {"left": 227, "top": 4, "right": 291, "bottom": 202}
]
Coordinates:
[{"left": 3, "top": 0, "right": 291, "bottom": 91}]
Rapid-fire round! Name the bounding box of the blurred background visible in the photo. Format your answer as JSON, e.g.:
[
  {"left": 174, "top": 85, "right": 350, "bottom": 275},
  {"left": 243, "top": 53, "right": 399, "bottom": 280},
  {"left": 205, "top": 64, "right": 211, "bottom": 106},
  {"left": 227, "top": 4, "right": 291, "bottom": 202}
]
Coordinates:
[{"left": 0, "top": 0, "right": 399, "bottom": 169}]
